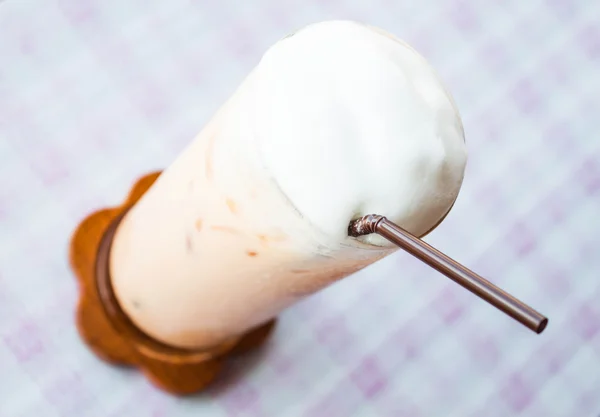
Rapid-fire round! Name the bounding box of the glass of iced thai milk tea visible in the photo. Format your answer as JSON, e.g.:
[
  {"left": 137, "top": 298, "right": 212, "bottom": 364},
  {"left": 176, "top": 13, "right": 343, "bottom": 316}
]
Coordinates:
[{"left": 108, "top": 20, "right": 467, "bottom": 351}]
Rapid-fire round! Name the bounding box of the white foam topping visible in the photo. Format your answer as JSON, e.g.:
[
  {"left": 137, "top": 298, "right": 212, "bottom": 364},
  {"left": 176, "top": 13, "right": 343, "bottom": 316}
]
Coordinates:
[{"left": 252, "top": 21, "right": 467, "bottom": 246}]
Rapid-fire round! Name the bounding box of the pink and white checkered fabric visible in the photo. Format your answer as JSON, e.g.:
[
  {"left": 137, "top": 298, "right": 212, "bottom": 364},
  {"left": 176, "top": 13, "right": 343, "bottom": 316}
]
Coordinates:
[{"left": 1, "top": 0, "right": 599, "bottom": 416}]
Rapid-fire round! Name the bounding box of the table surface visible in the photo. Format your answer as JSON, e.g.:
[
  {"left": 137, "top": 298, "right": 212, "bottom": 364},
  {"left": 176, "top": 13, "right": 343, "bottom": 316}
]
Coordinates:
[{"left": 1, "top": 0, "right": 599, "bottom": 416}]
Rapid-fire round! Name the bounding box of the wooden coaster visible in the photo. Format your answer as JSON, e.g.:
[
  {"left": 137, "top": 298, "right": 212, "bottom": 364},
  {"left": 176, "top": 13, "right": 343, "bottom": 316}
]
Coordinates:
[{"left": 69, "top": 171, "right": 276, "bottom": 395}]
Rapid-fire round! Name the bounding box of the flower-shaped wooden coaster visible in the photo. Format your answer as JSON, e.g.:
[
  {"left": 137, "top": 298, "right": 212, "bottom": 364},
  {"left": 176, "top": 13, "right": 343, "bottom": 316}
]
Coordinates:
[{"left": 69, "top": 171, "right": 275, "bottom": 395}]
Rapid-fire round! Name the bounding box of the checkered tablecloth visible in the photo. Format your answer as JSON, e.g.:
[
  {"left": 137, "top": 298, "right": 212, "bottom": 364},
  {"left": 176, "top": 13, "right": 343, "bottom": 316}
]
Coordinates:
[{"left": 1, "top": 0, "right": 599, "bottom": 416}]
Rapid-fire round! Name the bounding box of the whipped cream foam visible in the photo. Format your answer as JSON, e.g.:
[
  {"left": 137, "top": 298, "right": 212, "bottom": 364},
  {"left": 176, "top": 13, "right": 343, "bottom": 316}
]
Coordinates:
[{"left": 252, "top": 21, "right": 467, "bottom": 246}]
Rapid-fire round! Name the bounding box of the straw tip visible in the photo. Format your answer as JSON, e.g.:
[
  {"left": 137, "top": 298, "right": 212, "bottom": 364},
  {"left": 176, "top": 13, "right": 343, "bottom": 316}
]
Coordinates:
[
  {"left": 348, "top": 214, "right": 384, "bottom": 237},
  {"left": 535, "top": 317, "right": 549, "bottom": 334}
]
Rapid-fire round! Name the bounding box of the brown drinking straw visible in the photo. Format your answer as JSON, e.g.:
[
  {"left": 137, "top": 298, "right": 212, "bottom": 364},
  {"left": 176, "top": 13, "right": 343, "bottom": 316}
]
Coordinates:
[{"left": 348, "top": 214, "right": 548, "bottom": 334}]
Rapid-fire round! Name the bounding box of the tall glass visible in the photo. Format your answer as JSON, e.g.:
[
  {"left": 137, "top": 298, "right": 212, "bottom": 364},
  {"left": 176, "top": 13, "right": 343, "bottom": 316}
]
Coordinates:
[{"left": 109, "top": 24, "right": 462, "bottom": 350}]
